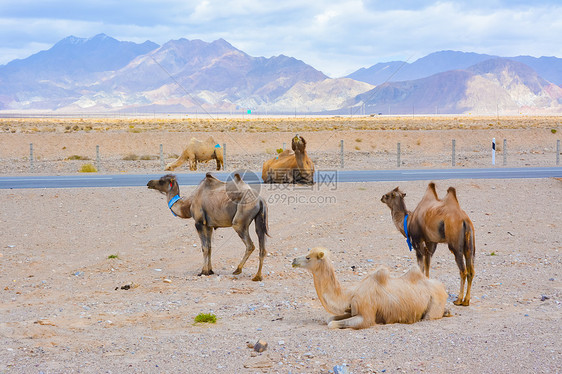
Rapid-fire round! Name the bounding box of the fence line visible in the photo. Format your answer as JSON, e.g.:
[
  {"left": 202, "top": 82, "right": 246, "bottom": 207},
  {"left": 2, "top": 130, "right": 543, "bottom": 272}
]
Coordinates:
[{"left": 18, "top": 139, "right": 562, "bottom": 173}]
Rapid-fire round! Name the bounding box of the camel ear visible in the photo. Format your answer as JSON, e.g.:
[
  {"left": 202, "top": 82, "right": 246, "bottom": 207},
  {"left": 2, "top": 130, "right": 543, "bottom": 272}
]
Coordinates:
[{"left": 316, "top": 251, "right": 324, "bottom": 259}]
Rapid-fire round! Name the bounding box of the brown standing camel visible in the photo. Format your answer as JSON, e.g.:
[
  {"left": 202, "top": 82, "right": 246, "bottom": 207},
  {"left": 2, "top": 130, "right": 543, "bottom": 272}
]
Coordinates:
[
  {"left": 381, "top": 182, "right": 475, "bottom": 306},
  {"left": 147, "top": 173, "right": 269, "bottom": 281},
  {"left": 262, "top": 134, "right": 314, "bottom": 184},
  {"left": 165, "top": 136, "right": 223, "bottom": 171},
  {"left": 292, "top": 247, "right": 448, "bottom": 329}
]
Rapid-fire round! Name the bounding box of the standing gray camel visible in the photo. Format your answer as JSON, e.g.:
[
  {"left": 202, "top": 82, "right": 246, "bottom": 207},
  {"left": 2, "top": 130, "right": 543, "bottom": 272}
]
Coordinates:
[{"left": 147, "top": 173, "right": 269, "bottom": 281}]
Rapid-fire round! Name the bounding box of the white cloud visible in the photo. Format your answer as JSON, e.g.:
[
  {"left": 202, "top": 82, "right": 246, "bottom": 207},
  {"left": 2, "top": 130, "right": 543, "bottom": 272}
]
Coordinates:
[{"left": 0, "top": 1, "right": 561, "bottom": 77}]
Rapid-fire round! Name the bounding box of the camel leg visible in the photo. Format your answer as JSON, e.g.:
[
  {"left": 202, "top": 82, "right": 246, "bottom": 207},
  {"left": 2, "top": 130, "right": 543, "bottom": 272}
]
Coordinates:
[
  {"left": 195, "top": 223, "right": 214, "bottom": 276},
  {"left": 451, "top": 245, "right": 467, "bottom": 306},
  {"left": 415, "top": 249, "right": 425, "bottom": 275},
  {"left": 232, "top": 224, "right": 257, "bottom": 278},
  {"left": 327, "top": 313, "right": 352, "bottom": 323},
  {"left": 190, "top": 158, "right": 197, "bottom": 171},
  {"left": 462, "top": 248, "right": 475, "bottom": 306},
  {"left": 328, "top": 315, "right": 365, "bottom": 329},
  {"left": 423, "top": 242, "right": 437, "bottom": 277}
]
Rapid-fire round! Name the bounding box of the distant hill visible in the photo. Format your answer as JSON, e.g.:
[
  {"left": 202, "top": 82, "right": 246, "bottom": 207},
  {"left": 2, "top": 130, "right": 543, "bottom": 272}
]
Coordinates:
[
  {"left": 0, "top": 35, "right": 560, "bottom": 114},
  {"left": 349, "top": 58, "right": 562, "bottom": 115},
  {"left": 346, "top": 50, "right": 562, "bottom": 86}
]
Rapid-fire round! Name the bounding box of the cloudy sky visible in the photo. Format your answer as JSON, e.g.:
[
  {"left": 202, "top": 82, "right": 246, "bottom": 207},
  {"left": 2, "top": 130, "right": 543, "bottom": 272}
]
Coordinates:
[{"left": 1, "top": 0, "right": 561, "bottom": 77}]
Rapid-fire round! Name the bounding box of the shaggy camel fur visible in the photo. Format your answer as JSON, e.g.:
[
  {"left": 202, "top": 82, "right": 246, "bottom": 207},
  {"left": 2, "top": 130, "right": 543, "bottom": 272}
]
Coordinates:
[
  {"left": 292, "top": 247, "right": 448, "bottom": 329},
  {"left": 147, "top": 173, "right": 269, "bottom": 281},
  {"left": 381, "top": 183, "right": 476, "bottom": 306},
  {"left": 165, "top": 136, "right": 223, "bottom": 171},
  {"left": 262, "top": 134, "right": 314, "bottom": 184}
]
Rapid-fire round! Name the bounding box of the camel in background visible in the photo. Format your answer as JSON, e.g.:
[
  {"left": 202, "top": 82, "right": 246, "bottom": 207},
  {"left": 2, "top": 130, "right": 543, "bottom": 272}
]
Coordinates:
[
  {"left": 262, "top": 134, "right": 314, "bottom": 184},
  {"left": 381, "top": 183, "right": 475, "bottom": 306},
  {"left": 147, "top": 173, "right": 269, "bottom": 281},
  {"left": 292, "top": 247, "right": 448, "bottom": 329},
  {"left": 165, "top": 136, "right": 223, "bottom": 171}
]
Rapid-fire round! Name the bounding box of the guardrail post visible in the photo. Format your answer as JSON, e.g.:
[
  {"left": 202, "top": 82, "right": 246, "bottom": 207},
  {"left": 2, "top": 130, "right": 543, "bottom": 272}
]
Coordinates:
[
  {"left": 160, "top": 144, "right": 165, "bottom": 169},
  {"left": 451, "top": 139, "right": 456, "bottom": 166},
  {"left": 557, "top": 140, "right": 560, "bottom": 166},
  {"left": 503, "top": 139, "right": 507, "bottom": 166},
  {"left": 340, "top": 140, "right": 344, "bottom": 169},
  {"left": 30, "top": 143, "right": 34, "bottom": 172},
  {"left": 492, "top": 138, "right": 496, "bottom": 165},
  {"left": 96, "top": 145, "right": 101, "bottom": 171},
  {"left": 397, "top": 142, "right": 401, "bottom": 168}
]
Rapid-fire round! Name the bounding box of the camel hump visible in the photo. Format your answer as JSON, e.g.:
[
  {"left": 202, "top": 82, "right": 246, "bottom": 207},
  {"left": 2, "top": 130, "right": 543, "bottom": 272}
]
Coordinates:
[
  {"left": 403, "top": 267, "right": 424, "bottom": 283},
  {"left": 444, "top": 187, "right": 459, "bottom": 204},
  {"left": 204, "top": 172, "right": 221, "bottom": 183},
  {"left": 372, "top": 266, "right": 390, "bottom": 285},
  {"left": 428, "top": 182, "right": 438, "bottom": 199}
]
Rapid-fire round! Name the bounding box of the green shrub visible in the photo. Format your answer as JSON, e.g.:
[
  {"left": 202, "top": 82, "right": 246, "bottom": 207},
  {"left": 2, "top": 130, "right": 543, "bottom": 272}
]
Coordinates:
[
  {"left": 194, "top": 313, "right": 217, "bottom": 324},
  {"left": 551, "top": 129, "right": 557, "bottom": 134},
  {"left": 67, "top": 155, "right": 89, "bottom": 160},
  {"left": 79, "top": 163, "right": 97, "bottom": 173}
]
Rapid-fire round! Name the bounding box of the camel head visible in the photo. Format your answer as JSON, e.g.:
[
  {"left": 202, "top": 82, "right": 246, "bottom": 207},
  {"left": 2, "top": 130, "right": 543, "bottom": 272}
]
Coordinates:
[
  {"left": 147, "top": 174, "right": 179, "bottom": 195},
  {"left": 292, "top": 247, "right": 330, "bottom": 272},
  {"left": 291, "top": 134, "right": 307, "bottom": 153},
  {"left": 164, "top": 163, "right": 176, "bottom": 171},
  {"left": 381, "top": 187, "right": 406, "bottom": 208}
]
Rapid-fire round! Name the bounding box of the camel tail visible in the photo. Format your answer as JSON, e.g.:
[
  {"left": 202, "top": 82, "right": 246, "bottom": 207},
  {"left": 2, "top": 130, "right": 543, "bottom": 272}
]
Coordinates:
[{"left": 255, "top": 198, "right": 270, "bottom": 239}]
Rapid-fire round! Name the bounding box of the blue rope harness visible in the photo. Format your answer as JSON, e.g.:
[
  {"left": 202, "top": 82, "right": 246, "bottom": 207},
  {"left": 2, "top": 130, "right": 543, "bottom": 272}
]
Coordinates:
[
  {"left": 404, "top": 214, "right": 413, "bottom": 251},
  {"left": 168, "top": 195, "right": 181, "bottom": 217}
]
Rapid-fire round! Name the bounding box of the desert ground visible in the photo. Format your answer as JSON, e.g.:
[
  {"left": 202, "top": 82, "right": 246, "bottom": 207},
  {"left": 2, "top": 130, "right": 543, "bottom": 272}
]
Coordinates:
[{"left": 0, "top": 116, "right": 561, "bottom": 373}]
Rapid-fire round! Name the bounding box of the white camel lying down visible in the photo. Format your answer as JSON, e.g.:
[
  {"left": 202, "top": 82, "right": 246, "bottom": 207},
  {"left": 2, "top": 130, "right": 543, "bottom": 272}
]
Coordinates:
[{"left": 292, "top": 247, "right": 449, "bottom": 329}]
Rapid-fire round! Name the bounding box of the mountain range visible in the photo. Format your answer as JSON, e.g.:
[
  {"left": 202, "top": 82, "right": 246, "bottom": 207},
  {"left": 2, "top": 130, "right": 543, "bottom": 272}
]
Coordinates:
[{"left": 0, "top": 34, "right": 560, "bottom": 114}]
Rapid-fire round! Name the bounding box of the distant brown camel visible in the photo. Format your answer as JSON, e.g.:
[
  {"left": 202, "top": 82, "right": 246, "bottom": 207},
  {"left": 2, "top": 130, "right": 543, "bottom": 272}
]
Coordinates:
[
  {"left": 292, "top": 247, "right": 448, "bottom": 329},
  {"left": 165, "top": 136, "right": 223, "bottom": 171},
  {"left": 381, "top": 182, "right": 475, "bottom": 306},
  {"left": 262, "top": 134, "right": 314, "bottom": 184},
  {"left": 147, "top": 173, "right": 269, "bottom": 281}
]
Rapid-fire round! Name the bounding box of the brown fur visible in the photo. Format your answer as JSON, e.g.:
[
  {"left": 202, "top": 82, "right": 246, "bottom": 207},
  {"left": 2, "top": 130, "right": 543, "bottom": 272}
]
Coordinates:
[
  {"left": 147, "top": 173, "right": 269, "bottom": 281},
  {"left": 381, "top": 182, "right": 476, "bottom": 306},
  {"left": 292, "top": 247, "right": 448, "bottom": 329},
  {"left": 262, "top": 135, "right": 314, "bottom": 184},
  {"left": 165, "top": 136, "right": 223, "bottom": 171}
]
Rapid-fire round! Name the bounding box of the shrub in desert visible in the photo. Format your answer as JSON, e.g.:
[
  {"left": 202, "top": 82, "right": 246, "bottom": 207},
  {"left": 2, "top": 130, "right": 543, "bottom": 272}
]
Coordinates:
[
  {"left": 123, "top": 154, "right": 139, "bottom": 161},
  {"left": 79, "top": 163, "right": 97, "bottom": 173},
  {"left": 66, "top": 155, "right": 89, "bottom": 160}
]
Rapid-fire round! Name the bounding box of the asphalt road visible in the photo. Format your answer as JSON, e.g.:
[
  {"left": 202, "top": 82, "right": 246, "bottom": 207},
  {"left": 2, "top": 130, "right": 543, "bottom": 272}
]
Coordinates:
[{"left": 1, "top": 167, "right": 561, "bottom": 189}]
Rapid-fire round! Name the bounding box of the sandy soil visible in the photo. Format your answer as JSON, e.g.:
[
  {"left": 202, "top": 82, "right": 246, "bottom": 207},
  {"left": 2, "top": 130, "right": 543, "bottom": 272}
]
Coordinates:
[
  {"left": 0, "top": 116, "right": 561, "bottom": 174},
  {"left": 0, "top": 116, "right": 561, "bottom": 373}
]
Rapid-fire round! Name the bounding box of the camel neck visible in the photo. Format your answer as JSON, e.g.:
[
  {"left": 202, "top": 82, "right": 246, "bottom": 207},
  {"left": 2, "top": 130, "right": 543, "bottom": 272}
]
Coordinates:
[
  {"left": 391, "top": 203, "right": 409, "bottom": 238},
  {"left": 168, "top": 194, "right": 181, "bottom": 216},
  {"left": 312, "top": 261, "right": 351, "bottom": 315}
]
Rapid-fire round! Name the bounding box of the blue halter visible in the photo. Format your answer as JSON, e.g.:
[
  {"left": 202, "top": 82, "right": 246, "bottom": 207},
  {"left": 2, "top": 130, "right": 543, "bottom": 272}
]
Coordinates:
[
  {"left": 168, "top": 195, "right": 181, "bottom": 217},
  {"left": 403, "top": 214, "right": 413, "bottom": 251}
]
